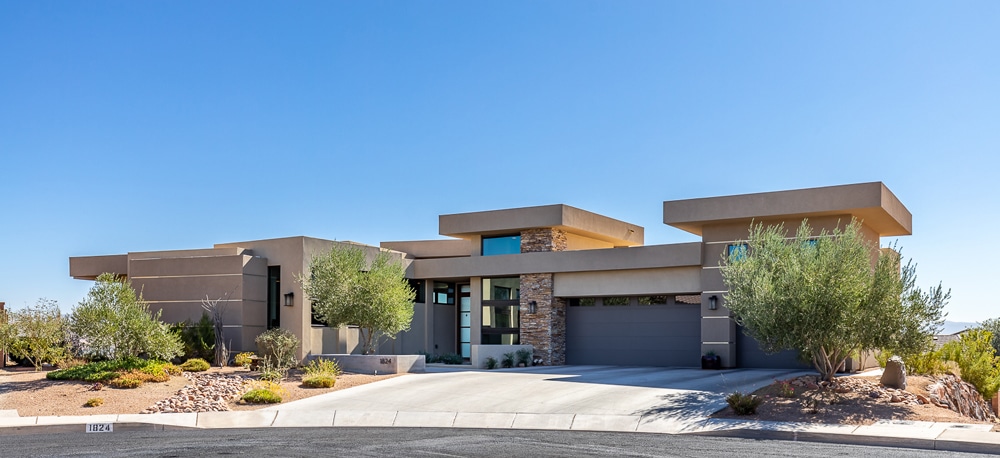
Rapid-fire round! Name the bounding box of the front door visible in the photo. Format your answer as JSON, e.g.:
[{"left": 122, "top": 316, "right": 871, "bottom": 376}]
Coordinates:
[{"left": 458, "top": 284, "right": 471, "bottom": 359}]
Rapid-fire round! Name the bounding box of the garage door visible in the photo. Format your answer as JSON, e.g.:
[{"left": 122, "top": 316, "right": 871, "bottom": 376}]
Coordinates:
[
  {"left": 566, "top": 302, "right": 701, "bottom": 367},
  {"left": 736, "top": 324, "right": 811, "bottom": 369}
]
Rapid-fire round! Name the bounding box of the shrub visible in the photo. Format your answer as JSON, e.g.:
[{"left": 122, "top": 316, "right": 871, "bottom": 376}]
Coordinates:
[
  {"left": 70, "top": 273, "right": 182, "bottom": 361},
  {"left": 774, "top": 379, "right": 795, "bottom": 398},
  {"left": 242, "top": 388, "right": 282, "bottom": 404},
  {"left": 304, "top": 358, "right": 341, "bottom": 377},
  {"left": 254, "top": 328, "right": 299, "bottom": 370},
  {"left": 516, "top": 348, "right": 532, "bottom": 367},
  {"left": 501, "top": 352, "right": 515, "bottom": 369},
  {"left": 234, "top": 352, "right": 255, "bottom": 369},
  {"left": 438, "top": 352, "right": 464, "bottom": 365},
  {"left": 484, "top": 356, "right": 498, "bottom": 370},
  {"left": 905, "top": 348, "right": 949, "bottom": 375},
  {"left": 47, "top": 358, "right": 171, "bottom": 383},
  {"left": 84, "top": 398, "right": 104, "bottom": 407},
  {"left": 109, "top": 374, "right": 143, "bottom": 389},
  {"left": 180, "top": 358, "right": 210, "bottom": 372},
  {"left": 941, "top": 329, "right": 1000, "bottom": 399},
  {"left": 726, "top": 391, "right": 763, "bottom": 415},
  {"left": 4, "top": 299, "right": 67, "bottom": 371},
  {"left": 57, "top": 357, "right": 88, "bottom": 370},
  {"left": 171, "top": 313, "right": 216, "bottom": 362},
  {"left": 258, "top": 358, "right": 287, "bottom": 382},
  {"left": 302, "top": 375, "right": 336, "bottom": 388}
]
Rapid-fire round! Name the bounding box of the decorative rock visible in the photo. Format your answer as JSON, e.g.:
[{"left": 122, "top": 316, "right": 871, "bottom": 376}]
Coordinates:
[
  {"left": 927, "top": 374, "right": 998, "bottom": 422},
  {"left": 880, "top": 356, "right": 907, "bottom": 389},
  {"left": 141, "top": 372, "right": 249, "bottom": 414}
]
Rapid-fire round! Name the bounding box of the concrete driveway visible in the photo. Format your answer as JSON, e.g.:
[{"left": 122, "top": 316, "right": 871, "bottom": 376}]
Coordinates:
[{"left": 272, "top": 365, "right": 812, "bottom": 428}]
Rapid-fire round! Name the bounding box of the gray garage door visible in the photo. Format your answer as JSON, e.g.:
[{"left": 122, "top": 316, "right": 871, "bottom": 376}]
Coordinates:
[
  {"left": 566, "top": 303, "right": 701, "bottom": 367},
  {"left": 736, "top": 324, "right": 811, "bottom": 369}
]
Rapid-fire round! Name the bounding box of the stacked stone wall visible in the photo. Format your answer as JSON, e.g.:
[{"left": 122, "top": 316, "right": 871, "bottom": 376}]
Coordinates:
[
  {"left": 520, "top": 228, "right": 567, "bottom": 253},
  {"left": 519, "top": 273, "right": 566, "bottom": 366}
]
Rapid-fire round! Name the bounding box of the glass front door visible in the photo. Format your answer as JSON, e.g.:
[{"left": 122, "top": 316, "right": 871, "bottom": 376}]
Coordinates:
[{"left": 458, "top": 284, "right": 471, "bottom": 359}]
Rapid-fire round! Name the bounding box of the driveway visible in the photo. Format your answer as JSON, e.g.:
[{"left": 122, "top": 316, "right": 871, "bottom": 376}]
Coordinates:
[{"left": 272, "top": 365, "right": 812, "bottom": 425}]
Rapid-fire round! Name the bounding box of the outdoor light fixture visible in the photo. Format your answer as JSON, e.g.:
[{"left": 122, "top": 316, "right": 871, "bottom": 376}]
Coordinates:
[
  {"left": 528, "top": 300, "right": 538, "bottom": 314},
  {"left": 708, "top": 295, "right": 718, "bottom": 310},
  {"left": 284, "top": 292, "right": 294, "bottom": 307}
]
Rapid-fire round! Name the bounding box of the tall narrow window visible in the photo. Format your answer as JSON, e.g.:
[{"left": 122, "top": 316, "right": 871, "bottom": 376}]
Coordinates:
[
  {"left": 267, "top": 266, "right": 281, "bottom": 329},
  {"left": 482, "top": 277, "right": 520, "bottom": 345}
]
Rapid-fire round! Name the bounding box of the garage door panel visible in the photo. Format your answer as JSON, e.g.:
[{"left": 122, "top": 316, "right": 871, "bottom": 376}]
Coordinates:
[{"left": 566, "top": 304, "right": 701, "bottom": 367}]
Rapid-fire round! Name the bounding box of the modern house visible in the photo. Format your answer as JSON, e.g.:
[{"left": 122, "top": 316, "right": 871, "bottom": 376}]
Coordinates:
[{"left": 69, "top": 182, "right": 911, "bottom": 369}]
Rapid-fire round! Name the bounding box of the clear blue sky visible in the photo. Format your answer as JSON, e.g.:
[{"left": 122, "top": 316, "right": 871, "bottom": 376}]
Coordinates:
[{"left": 1, "top": 2, "right": 997, "bottom": 323}]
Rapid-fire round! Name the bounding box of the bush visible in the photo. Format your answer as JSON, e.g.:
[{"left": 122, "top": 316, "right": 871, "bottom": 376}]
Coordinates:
[
  {"left": 941, "top": 329, "right": 1000, "bottom": 399},
  {"left": 304, "top": 358, "right": 341, "bottom": 377},
  {"left": 438, "top": 352, "right": 464, "bottom": 365},
  {"left": 501, "top": 352, "right": 515, "bottom": 369},
  {"left": 484, "top": 356, "right": 498, "bottom": 370},
  {"left": 516, "top": 348, "right": 532, "bottom": 367},
  {"left": 109, "top": 374, "right": 143, "bottom": 389},
  {"left": 47, "top": 358, "right": 172, "bottom": 383},
  {"left": 258, "top": 358, "right": 287, "bottom": 382},
  {"left": 242, "top": 388, "right": 282, "bottom": 404},
  {"left": 234, "top": 352, "right": 255, "bottom": 369},
  {"left": 774, "top": 379, "right": 795, "bottom": 398},
  {"left": 254, "top": 328, "right": 299, "bottom": 370},
  {"left": 171, "top": 313, "right": 216, "bottom": 362},
  {"left": 70, "top": 273, "right": 182, "bottom": 361},
  {"left": 84, "top": 398, "right": 104, "bottom": 407},
  {"left": 302, "top": 375, "right": 336, "bottom": 388},
  {"left": 3, "top": 299, "right": 67, "bottom": 371},
  {"left": 726, "top": 391, "right": 763, "bottom": 415},
  {"left": 180, "top": 358, "right": 210, "bottom": 372}
]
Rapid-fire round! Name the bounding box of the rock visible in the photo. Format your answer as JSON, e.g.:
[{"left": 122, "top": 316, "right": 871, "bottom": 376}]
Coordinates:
[
  {"left": 916, "top": 394, "right": 930, "bottom": 405},
  {"left": 927, "top": 374, "right": 998, "bottom": 422},
  {"left": 890, "top": 395, "right": 902, "bottom": 403},
  {"left": 881, "top": 356, "right": 907, "bottom": 390}
]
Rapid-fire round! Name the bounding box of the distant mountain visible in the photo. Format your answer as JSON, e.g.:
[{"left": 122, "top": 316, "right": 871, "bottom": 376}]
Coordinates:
[{"left": 939, "top": 321, "right": 979, "bottom": 335}]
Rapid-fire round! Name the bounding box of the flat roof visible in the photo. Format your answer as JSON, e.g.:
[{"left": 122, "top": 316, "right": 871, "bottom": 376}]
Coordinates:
[
  {"left": 439, "top": 204, "right": 644, "bottom": 246},
  {"left": 662, "top": 182, "right": 912, "bottom": 236}
]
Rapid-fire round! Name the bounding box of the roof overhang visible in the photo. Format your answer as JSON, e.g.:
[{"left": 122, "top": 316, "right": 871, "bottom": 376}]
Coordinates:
[{"left": 439, "top": 204, "right": 644, "bottom": 246}]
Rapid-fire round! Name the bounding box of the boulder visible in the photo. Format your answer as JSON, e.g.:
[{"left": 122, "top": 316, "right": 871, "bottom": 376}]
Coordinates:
[{"left": 880, "top": 356, "right": 907, "bottom": 390}]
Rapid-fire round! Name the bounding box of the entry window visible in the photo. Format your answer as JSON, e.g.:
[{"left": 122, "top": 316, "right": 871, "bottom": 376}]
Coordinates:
[
  {"left": 433, "top": 282, "right": 455, "bottom": 305},
  {"left": 267, "top": 266, "right": 281, "bottom": 329},
  {"left": 483, "top": 277, "right": 520, "bottom": 300},
  {"left": 482, "top": 277, "right": 520, "bottom": 345},
  {"left": 482, "top": 235, "right": 521, "bottom": 256}
]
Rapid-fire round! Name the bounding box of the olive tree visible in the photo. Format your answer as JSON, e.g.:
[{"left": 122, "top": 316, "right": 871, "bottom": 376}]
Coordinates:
[
  {"left": 4, "top": 299, "right": 66, "bottom": 370},
  {"left": 300, "top": 244, "right": 415, "bottom": 355},
  {"left": 70, "top": 273, "right": 182, "bottom": 361},
  {"left": 721, "top": 220, "right": 946, "bottom": 382}
]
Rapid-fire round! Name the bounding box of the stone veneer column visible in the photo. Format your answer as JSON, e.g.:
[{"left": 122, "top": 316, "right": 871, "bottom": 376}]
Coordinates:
[{"left": 519, "top": 228, "right": 567, "bottom": 365}]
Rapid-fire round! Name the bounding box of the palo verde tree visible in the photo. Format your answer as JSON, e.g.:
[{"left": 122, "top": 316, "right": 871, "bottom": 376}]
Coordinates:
[
  {"left": 721, "top": 219, "right": 947, "bottom": 382},
  {"left": 300, "top": 244, "right": 415, "bottom": 355},
  {"left": 70, "top": 273, "right": 183, "bottom": 361}
]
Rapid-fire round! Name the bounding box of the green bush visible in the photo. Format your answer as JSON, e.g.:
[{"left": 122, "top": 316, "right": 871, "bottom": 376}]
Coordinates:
[
  {"left": 255, "top": 328, "right": 299, "bottom": 370},
  {"left": 242, "top": 388, "right": 282, "bottom": 404},
  {"left": 3, "top": 299, "right": 67, "bottom": 371},
  {"left": 234, "top": 352, "right": 255, "bottom": 368},
  {"left": 501, "top": 352, "right": 515, "bottom": 368},
  {"left": 109, "top": 374, "right": 144, "bottom": 389},
  {"left": 726, "top": 391, "right": 763, "bottom": 415},
  {"left": 171, "top": 313, "right": 216, "bottom": 362},
  {"left": 941, "top": 329, "right": 1000, "bottom": 399},
  {"left": 47, "top": 358, "right": 170, "bottom": 383},
  {"left": 180, "top": 358, "right": 210, "bottom": 372},
  {"left": 304, "top": 358, "right": 341, "bottom": 377},
  {"left": 302, "top": 375, "right": 336, "bottom": 388},
  {"left": 84, "top": 398, "right": 104, "bottom": 407},
  {"left": 484, "top": 356, "right": 498, "bottom": 370},
  {"left": 516, "top": 348, "right": 532, "bottom": 366},
  {"left": 258, "top": 358, "right": 287, "bottom": 382},
  {"left": 438, "top": 352, "right": 464, "bottom": 365}
]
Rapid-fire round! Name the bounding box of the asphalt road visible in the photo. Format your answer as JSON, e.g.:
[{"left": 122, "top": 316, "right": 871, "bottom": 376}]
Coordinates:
[{"left": 0, "top": 427, "right": 983, "bottom": 457}]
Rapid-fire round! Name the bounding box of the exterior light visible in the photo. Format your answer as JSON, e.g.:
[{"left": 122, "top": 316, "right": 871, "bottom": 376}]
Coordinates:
[
  {"left": 284, "top": 292, "right": 294, "bottom": 307},
  {"left": 528, "top": 300, "right": 537, "bottom": 314},
  {"left": 708, "top": 295, "right": 718, "bottom": 310}
]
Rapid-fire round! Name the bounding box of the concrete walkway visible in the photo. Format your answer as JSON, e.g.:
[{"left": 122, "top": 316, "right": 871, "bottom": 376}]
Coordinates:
[{"left": 1, "top": 365, "right": 998, "bottom": 454}]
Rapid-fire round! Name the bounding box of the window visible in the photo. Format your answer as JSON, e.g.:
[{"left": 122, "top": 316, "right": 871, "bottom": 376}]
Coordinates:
[
  {"left": 267, "top": 266, "right": 281, "bottom": 329},
  {"left": 727, "top": 243, "right": 748, "bottom": 262},
  {"left": 638, "top": 296, "right": 670, "bottom": 306},
  {"left": 433, "top": 282, "right": 454, "bottom": 305},
  {"left": 602, "top": 296, "right": 630, "bottom": 306},
  {"left": 482, "top": 277, "right": 520, "bottom": 300},
  {"left": 482, "top": 235, "right": 521, "bottom": 256},
  {"left": 409, "top": 279, "right": 426, "bottom": 303},
  {"left": 482, "top": 277, "right": 520, "bottom": 345},
  {"left": 568, "top": 298, "right": 596, "bottom": 307}
]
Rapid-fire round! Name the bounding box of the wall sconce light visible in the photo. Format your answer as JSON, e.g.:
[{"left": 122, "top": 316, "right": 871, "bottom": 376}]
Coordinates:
[
  {"left": 708, "top": 295, "right": 718, "bottom": 310},
  {"left": 284, "top": 292, "right": 294, "bottom": 307},
  {"left": 528, "top": 300, "right": 537, "bottom": 314}
]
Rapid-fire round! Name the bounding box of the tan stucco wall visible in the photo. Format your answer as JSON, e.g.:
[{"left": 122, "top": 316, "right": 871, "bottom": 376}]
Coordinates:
[
  {"left": 564, "top": 233, "right": 615, "bottom": 251},
  {"left": 553, "top": 267, "right": 702, "bottom": 297},
  {"left": 439, "top": 204, "right": 644, "bottom": 246}
]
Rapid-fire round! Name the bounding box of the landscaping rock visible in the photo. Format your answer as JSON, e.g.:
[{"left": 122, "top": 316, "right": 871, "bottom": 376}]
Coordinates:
[
  {"left": 141, "top": 372, "right": 249, "bottom": 414},
  {"left": 927, "top": 374, "right": 998, "bottom": 422},
  {"left": 880, "top": 356, "right": 907, "bottom": 389}
]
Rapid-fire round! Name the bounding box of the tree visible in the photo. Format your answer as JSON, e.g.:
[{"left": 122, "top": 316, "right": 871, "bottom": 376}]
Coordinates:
[
  {"left": 300, "top": 245, "right": 415, "bottom": 355},
  {"left": 941, "top": 329, "right": 1000, "bottom": 399},
  {"left": 70, "top": 273, "right": 183, "bottom": 361},
  {"left": 4, "top": 299, "right": 66, "bottom": 370},
  {"left": 721, "top": 219, "right": 947, "bottom": 382},
  {"left": 976, "top": 317, "right": 1000, "bottom": 358}
]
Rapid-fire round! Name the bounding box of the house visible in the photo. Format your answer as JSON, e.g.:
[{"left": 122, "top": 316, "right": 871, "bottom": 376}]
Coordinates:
[{"left": 69, "top": 182, "right": 911, "bottom": 369}]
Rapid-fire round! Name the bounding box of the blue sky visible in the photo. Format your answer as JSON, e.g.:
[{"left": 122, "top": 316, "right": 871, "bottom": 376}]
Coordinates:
[{"left": 1, "top": 2, "right": 997, "bottom": 323}]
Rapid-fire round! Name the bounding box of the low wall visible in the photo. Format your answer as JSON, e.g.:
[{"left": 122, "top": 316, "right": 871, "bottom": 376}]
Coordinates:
[
  {"left": 307, "top": 354, "right": 425, "bottom": 374},
  {"left": 470, "top": 344, "right": 534, "bottom": 369}
]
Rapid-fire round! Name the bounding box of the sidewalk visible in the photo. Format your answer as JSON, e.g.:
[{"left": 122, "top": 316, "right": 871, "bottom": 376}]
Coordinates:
[{"left": 1, "top": 408, "right": 997, "bottom": 454}]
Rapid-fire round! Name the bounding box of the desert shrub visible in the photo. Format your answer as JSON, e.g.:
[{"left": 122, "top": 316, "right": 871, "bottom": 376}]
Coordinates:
[
  {"left": 234, "top": 352, "right": 255, "bottom": 369},
  {"left": 439, "top": 352, "right": 464, "bottom": 364},
  {"left": 905, "top": 348, "right": 950, "bottom": 375},
  {"left": 258, "top": 358, "right": 287, "bottom": 382},
  {"left": 419, "top": 351, "right": 437, "bottom": 363},
  {"left": 57, "top": 357, "right": 88, "bottom": 370},
  {"left": 302, "top": 375, "right": 336, "bottom": 388},
  {"left": 242, "top": 388, "right": 282, "bottom": 403},
  {"left": 941, "top": 329, "right": 1000, "bottom": 399},
  {"left": 171, "top": 313, "right": 216, "bottom": 362},
  {"left": 84, "top": 398, "right": 104, "bottom": 407},
  {"left": 304, "top": 358, "right": 341, "bottom": 377},
  {"left": 180, "top": 358, "right": 210, "bottom": 372},
  {"left": 109, "top": 374, "right": 144, "bottom": 389},
  {"left": 774, "top": 379, "right": 795, "bottom": 398},
  {"left": 501, "top": 352, "right": 515, "bottom": 369},
  {"left": 484, "top": 356, "right": 498, "bottom": 370},
  {"left": 726, "top": 391, "right": 763, "bottom": 415},
  {"left": 516, "top": 348, "right": 532, "bottom": 366},
  {"left": 255, "top": 328, "right": 299, "bottom": 370},
  {"left": 4, "top": 299, "right": 67, "bottom": 370},
  {"left": 47, "top": 358, "right": 169, "bottom": 382}
]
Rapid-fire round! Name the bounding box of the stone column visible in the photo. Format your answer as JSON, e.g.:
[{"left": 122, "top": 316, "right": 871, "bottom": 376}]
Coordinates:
[{"left": 518, "top": 228, "right": 567, "bottom": 365}]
